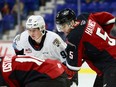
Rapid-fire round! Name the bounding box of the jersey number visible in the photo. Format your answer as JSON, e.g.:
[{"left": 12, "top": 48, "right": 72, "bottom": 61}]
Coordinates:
[
  {"left": 69, "top": 51, "right": 73, "bottom": 59},
  {"left": 96, "top": 27, "right": 116, "bottom": 46},
  {"left": 60, "top": 51, "right": 67, "bottom": 58}
]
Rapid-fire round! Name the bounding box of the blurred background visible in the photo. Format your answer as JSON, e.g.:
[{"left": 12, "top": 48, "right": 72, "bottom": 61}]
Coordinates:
[
  {"left": 0, "top": 0, "right": 116, "bottom": 41},
  {"left": 0, "top": 1, "right": 116, "bottom": 86}
]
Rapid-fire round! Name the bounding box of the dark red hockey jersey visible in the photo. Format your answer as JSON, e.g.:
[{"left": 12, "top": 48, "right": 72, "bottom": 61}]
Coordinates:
[
  {"left": 65, "top": 12, "right": 116, "bottom": 76},
  {"left": 1, "top": 55, "right": 64, "bottom": 87}
]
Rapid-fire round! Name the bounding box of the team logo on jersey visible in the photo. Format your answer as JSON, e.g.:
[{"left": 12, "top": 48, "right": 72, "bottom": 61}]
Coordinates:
[
  {"left": 53, "top": 38, "right": 61, "bottom": 47},
  {"left": 25, "top": 48, "right": 32, "bottom": 53}
]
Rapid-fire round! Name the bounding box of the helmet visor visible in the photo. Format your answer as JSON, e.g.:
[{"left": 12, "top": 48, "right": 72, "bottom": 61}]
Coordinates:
[
  {"left": 56, "top": 24, "right": 64, "bottom": 32},
  {"left": 56, "top": 21, "right": 70, "bottom": 32}
]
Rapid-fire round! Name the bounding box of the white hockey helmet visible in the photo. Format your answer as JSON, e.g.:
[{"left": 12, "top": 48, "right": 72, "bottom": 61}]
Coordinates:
[{"left": 26, "top": 15, "right": 46, "bottom": 35}]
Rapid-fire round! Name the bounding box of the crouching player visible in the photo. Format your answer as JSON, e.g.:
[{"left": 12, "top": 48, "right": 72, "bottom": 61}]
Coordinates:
[{"left": 1, "top": 55, "right": 70, "bottom": 87}]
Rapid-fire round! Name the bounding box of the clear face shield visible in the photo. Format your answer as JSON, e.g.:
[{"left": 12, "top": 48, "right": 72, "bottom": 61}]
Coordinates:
[
  {"left": 56, "top": 24, "right": 64, "bottom": 32},
  {"left": 56, "top": 22, "right": 70, "bottom": 32}
]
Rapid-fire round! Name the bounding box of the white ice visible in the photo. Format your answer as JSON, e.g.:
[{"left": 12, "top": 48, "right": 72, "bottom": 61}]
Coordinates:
[{"left": 78, "top": 73, "right": 96, "bottom": 87}]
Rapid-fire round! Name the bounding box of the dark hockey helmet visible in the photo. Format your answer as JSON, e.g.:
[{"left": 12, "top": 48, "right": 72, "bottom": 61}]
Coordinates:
[{"left": 56, "top": 8, "right": 76, "bottom": 25}]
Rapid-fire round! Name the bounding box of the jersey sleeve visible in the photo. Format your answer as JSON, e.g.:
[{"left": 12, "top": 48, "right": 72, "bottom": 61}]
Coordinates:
[
  {"left": 12, "top": 34, "right": 24, "bottom": 55},
  {"left": 91, "top": 12, "right": 115, "bottom": 34},
  {"left": 50, "top": 34, "right": 67, "bottom": 63},
  {"left": 66, "top": 29, "right": 84, "bottom": 71}
]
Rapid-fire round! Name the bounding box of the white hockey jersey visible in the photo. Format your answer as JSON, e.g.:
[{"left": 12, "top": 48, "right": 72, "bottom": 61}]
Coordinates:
[{"left": 13, "top": 30, "right": 67, "bottom": 63}]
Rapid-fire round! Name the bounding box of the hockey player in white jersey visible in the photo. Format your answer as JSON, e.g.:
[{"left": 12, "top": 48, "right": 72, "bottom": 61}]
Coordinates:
[
  {"left": 13, "top": 15, "right": 67, "bottom": 62},
  {"left": 12, "top": 15, "right": 77, "bottom": 87}
]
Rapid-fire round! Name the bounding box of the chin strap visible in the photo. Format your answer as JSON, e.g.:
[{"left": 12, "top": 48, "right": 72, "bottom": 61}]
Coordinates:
[{"left": 41, "top": 30, "right": 46, "bottom": 35}]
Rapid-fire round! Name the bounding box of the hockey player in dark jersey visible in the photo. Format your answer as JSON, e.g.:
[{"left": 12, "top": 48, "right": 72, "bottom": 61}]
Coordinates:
[
  {"left": 56, "top": 8, "right": 116, "bottom": 87},
  {"left": 0, "top": 54, "right": 70, "bottom": 87}
]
